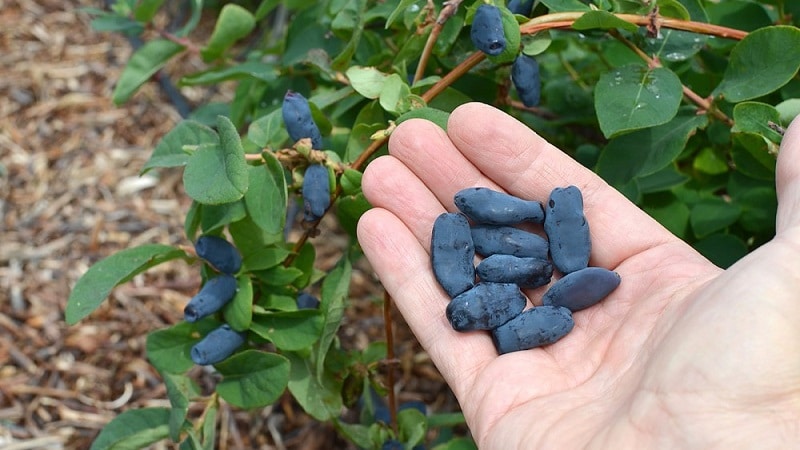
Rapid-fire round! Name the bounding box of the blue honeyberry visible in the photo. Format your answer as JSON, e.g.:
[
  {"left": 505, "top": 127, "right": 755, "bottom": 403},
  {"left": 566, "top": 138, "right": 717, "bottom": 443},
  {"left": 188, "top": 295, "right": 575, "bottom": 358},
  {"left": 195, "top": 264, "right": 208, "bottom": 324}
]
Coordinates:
[
  {"left": 446, "top": 282, "right": 526, "bottom": 332},
  {"left": 282, "top": 91, "right": 323, "bottom": 149},
  {"left": 302, "top": 164, "right": 331, "bottom": 222},
  {"left": 476, "top": 254, "right": 553, "bottom": 288},
  {"left": 431, "top": 213, "right": 476, "bottom": 298},
  {"left": 296, "top": 292, "right": 320, "bottom": 309},
  {"left": 470, "top": 4, "right": 506, "bottom": 56},
  {"left": 454, "top": 187, "right": 544, "bottom": 225},
  {"left": 194, "top": 235, "right": 242, "bottom": 275},
  {"left": 190, "top": 324, "right": 247, "bottom": 366},
  {"left": 507, "top": 0, "right": 534, "bottom": 16},
  {"left": 544, "top": 185, "right": 591, "bottom": 274},
  {"left": 184, "top": 274, "right": 238, "bottom": 323},
  {"left": 470, "top": 224, "right": 549, "bottom": 259},
  {"left": 382, "top": 440, "right": 404, "bottom": 450},
  {"left": 542, "top": 267, "right": 621, "bottom": 312},
  {"left": 491, "top": 306, "right": 574, "bottom": 354},
  {"left": 511, "top": 53, "right": 541, "bottom": 107}
]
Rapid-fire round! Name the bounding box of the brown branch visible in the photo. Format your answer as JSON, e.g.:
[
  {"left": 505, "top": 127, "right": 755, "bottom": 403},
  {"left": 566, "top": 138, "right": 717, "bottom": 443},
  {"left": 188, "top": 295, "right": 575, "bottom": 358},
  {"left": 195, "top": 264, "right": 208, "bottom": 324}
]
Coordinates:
[
  {"left": 383, "top": 290, "right": 398, "bottom": 433},
  {"left": 159, "top": 30, "right": 200, "bottom": 54},
  {"left": 414, "top": 0, "right": 464, "bottom": 83},
  {"left": 519, "top": 12, "right": 748, "bottom": 41}
]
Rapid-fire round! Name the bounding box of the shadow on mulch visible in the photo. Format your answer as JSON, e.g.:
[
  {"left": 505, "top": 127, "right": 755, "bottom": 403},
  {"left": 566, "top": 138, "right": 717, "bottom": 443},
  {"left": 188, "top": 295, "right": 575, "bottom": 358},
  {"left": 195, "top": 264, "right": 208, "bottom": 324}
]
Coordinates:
[{"left": 0, "top": 1, "right": 457, "bottom": 449}]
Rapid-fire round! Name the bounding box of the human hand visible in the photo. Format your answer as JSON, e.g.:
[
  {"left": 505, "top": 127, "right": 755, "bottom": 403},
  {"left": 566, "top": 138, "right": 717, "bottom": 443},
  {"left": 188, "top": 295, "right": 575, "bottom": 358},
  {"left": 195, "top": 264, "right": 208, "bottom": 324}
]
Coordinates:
[{"left": 357, "top": 103, "right": 800, "bottom": 449}]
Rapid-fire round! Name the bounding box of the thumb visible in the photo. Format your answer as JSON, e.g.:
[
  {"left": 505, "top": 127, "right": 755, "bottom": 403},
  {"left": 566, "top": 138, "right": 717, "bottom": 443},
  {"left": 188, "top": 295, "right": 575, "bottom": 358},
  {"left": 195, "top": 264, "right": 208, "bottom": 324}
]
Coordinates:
[{"left": 776, "top": 115, "right": 800, "bottom": 235}]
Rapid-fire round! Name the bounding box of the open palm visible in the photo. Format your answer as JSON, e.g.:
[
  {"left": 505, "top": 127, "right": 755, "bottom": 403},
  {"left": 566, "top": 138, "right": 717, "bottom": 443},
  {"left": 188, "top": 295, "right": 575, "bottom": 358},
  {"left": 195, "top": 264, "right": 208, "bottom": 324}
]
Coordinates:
[{"left": 356, "top": 103, "right": 800, "bottom": 449}]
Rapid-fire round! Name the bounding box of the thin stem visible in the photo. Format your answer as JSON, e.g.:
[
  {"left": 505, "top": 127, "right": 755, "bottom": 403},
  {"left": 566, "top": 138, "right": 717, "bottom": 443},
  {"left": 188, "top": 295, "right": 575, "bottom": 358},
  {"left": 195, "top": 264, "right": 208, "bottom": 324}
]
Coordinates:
[
  {"left": 414, "top": 0, "right": 464, "bottom": 83},
  {"left": 383, "top": 290, "right": 398, "bottom": 433}
]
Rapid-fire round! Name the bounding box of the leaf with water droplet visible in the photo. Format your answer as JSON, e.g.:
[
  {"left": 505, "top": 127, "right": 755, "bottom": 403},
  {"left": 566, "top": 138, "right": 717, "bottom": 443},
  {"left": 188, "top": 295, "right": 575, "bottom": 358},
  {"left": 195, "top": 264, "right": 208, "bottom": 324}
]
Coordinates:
[{"left": 595, "top": 64, "right": 683, "bottom": 138}]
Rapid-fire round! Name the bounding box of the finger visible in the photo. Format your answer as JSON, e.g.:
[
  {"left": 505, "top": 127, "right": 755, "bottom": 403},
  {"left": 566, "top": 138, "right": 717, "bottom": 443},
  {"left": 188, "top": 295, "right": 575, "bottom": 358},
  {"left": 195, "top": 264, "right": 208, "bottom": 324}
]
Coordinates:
[
  {"left": 361, "top": 155, "right": 446, "bottom": 250},
  {"left": 356, "top": 207, "right": 498, "bottom": 400},
  {"left": 776, "top": 115, "right": 800, "bottom": 235},
  {"left": 433, "top": 102, "right": 690, "bottom": 269}
]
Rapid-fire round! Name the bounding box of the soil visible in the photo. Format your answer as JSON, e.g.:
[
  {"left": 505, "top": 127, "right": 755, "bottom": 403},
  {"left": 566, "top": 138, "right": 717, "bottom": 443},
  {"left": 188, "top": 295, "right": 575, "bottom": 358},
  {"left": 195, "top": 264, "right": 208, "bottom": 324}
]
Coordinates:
[{"left": 0, "top": 1, "right": 458, "bottom": 448}]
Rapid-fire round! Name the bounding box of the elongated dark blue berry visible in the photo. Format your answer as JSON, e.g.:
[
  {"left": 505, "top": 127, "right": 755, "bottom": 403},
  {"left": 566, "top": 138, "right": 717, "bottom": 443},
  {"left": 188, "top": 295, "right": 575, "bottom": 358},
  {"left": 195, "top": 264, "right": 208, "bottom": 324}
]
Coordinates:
[
  {"left": 476, "top": 254, "right": 553, "bottom": 288},
  {"left": 282, "top": 91, "right": 323, "bottom": 149},
  {"left": 446, "top": 282, "right": 526, "bottom": 332},
  {"left": 302, "top": 164, "right": 330, "bottom": 222},
  {"left": 184, "top": 274, "right": 238, "bottom": 323},
  {"left": 190, "top": 324, "right": 246, "bottom": 365},
  {"left": 491, "top": 306, "right": 574, "bottom": 354},
  {"left": 470, "top": 4, "right": 506, "bottom": 56},
  {"left": 296, "top": 292, "right": 320, "bottom": 309},
  {"left": 471, "top": 225, "right": 548, "bottom": 259},
  {"left": 431, "top": 213, "right": 476, "bottom": 298},
  {"left": 454, "top": 187, "right": 544, "bottom": 225},
  {"left": 544, "top": 186, "right": 590, "bottom": 274},
  {"left": 195, "top": 235, "right": 242, "bottom": 275},
  {"left": 511, "top": 53, "right": 541, "bottom": 107},
  {"left": 507, "top": 0, "right": 534, "bottom": 16},
  {"left": 542, "top": 267, "right": 620, "bottom": 311}
]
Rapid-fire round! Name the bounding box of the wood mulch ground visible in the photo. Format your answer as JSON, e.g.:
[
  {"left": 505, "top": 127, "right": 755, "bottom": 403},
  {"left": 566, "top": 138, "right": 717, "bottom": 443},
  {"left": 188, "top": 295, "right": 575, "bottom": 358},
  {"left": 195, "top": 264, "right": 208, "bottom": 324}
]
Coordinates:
[{"left": 0, "top": 1, "right": 457, "bottom": 448}]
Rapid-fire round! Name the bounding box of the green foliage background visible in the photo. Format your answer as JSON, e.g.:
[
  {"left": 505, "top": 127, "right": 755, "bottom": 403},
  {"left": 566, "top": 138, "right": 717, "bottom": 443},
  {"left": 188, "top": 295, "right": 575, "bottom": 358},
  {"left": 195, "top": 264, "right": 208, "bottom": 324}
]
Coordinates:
[{"left": 69, "top": 0, "right": 800, "bottom": 448}]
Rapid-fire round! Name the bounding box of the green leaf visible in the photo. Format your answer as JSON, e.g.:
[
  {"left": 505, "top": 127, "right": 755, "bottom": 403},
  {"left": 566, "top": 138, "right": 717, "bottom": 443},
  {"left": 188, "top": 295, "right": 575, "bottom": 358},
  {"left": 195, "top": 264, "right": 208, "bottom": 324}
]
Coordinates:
[
  {"left": 732, "top": 102, "right": 783, "bottom": 143},
  {"left": 731, "top": 132, "right": 776, "bottom": 180},
  {"left": 134, "top": 0, "right": 165, "bottom": 22},
  {"left": 717, "top": 26, "right": 800, "bottom": 102},
  {"left": 776, "top": 98, "right": 800, "bottom": 124},
  {"left": 345, "top": 122, "right": 384, "bottom": 163},
  {"left": 200, "top": 4, "right": 256, "bottom": 62},
  {"left": 315, "top": 254, "right": 352, "bottom": 380},
  {"left": 254, "top": 265, "right": 304, "bottom": 286},
  {"left": 432, "top": 437, "right": 478, "bottom": 450},
  {"left": 180, "top": 61, "right": 279, "bottom": 86},
  {"left": 215, "top": 350, "right": 290, "bottom": 409},
  {"left": 142, "top": 121, "right": 218, "bottom": 174},
  {"left": 690, "top": 198, "right": 742, "bottom": 238},
  {"left": 643, "top": 193, "right": 690, "bottom": 238},
  {"left": 66, "top": 245, "right": 187, "bottom": 324},
  {"left": 112, "top": 39, "right": 185, "bottom": 105},
  {"left": 250, "top": 310, "right": 324, "bottom": 351},
  {"left": 336, "top": 193, "right": 372, "bottom": 239},
  {"left": 162, "top": 372, "right": 199, "bottom": 441},
  {"left": 248, "top": 109, "right": 289, "bottom": 149},
  {"left": 244, "top": 157, "right": 287, "bottom": 235},
  {"left": 90, "top": 407, "right": 172, "bottom": 450},
  {"left": 147, "top": 321, "right": 213, "bottom": 374},
  {"left": 223, "top": 275, "right": 253, "bottom": 331},
  {"left": 596, "top": 111, "right": 707, "bottom": 186},
  {"left": 255, "top": 0, "right": 281, "bottom": 20},
  {"left": 693, "top": 233, "right": 748, "bottom": 269},
  {"left": 90, "top": 14, "right": 144, "bottom": 34},
  {"left": 636, "top": 165, "right": 689, "bottom": 193},
  {"left": 396, "top": 107, "right": 450, "bottom": 130},
  {"left": 242, "top": 245, "right": 292, "bottom": 271},
  {"left": 175, "top": 0, "right": 202, "bottom": 37},
  {"left": 331, "top": 0, "right": 368, "bottom": 70},
  {"left": 735, "top": 187, "right": 777, "bottom": 235},
  {"left": 595, "top": 64, "right": 683, "bottom": 138},
  {"left": 285, "top": 351, "right": 343, "bottom": 421},
  {"left": 398, "top": 408, "right": 428, "bottom": 448},
  {"left": 199, "top": 201, "right": 247, "bottom": 233},
  {"left": 347, "top": 66, "right": 389, "bottom": 99},
  {"left": 539, "top": 0, "right": 591, "bottom": 12},
  {"left": 379, "top": 74, "right": 412, "bottom": 115},
  {"left": 693, "top": 148, "right": 729, "bottom": 175},
  {"left": 183, "top": 116, "right": 249, "bottom": 205},
  {"left": 289, "top": 241, "right": 317, "bottom": 289},
  {"left": 340, "top": 168, "right": 363, "bottom": 195},
  {"left": 386, "top": 0, "right": 419, "bottom": 28},
  {"left": 199, "top": 400, "right": 217, "bottom": 450},
  {"left": 572, "top": 11, "right": 637, "bottom": 32}
]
